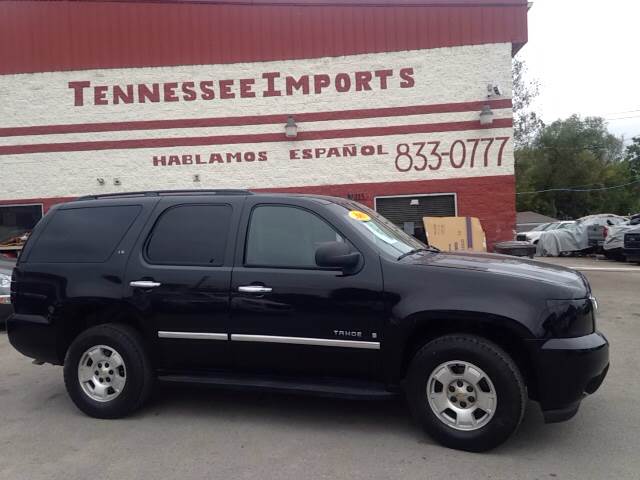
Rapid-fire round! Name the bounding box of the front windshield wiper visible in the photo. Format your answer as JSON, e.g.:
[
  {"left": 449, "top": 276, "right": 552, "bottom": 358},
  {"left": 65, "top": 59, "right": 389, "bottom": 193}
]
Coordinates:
[{"left": 397, "top": 247, "right": 441, "bottom": 260}]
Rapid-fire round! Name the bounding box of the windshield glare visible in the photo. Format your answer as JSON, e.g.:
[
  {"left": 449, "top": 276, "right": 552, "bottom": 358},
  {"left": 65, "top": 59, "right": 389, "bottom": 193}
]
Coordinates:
[{"left": 333, "top": 203, "right": 426, "bottom": 258}]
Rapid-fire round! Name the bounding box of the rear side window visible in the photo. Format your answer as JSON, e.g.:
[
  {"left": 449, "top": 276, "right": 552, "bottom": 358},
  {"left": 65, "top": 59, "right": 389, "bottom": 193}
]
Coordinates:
[
  {"left": 30, "top": 205, "right": 141, "bottom": 263},
  {"left": 146, "top": 204, "right": 231, "bottom": 266}
]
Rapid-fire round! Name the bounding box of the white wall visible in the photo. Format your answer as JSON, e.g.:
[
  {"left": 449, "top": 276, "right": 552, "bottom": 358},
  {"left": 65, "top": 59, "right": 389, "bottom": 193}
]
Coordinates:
[{"left": 0, "top": 43, "right": 514, "bottom": 200}]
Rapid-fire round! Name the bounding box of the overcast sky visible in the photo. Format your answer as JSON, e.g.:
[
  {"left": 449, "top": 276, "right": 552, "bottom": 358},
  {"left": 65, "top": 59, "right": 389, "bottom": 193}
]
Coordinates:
[{"left": 518, "top": 0, "right": 640, "bottom": 147}]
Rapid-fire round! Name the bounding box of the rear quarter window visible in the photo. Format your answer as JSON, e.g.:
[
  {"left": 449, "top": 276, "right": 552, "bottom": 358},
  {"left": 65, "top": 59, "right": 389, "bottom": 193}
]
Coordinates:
[{"left": 29, "top": 205, "right": 141, "bottom": 263}]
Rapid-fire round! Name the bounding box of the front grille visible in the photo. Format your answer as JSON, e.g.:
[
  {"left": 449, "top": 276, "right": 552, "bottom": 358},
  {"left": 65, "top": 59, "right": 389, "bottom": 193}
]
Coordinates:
[{"left": 624, "top": 233, "right": 640, "bottom": 248}]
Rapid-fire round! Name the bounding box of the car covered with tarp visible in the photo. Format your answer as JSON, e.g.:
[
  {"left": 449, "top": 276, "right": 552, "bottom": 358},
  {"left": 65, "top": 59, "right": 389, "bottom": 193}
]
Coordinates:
[
  {"left": 603, "top": 214, "right": 640, "bottom": 261},
  {"left": 536, "top": 214, "right": 627, "bottom": 257}
]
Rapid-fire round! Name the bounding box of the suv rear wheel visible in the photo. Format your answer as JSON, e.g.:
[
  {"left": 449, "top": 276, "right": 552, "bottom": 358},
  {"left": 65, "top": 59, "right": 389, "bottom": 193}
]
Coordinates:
[
  {"left": 63, "top": 324, "right": 153, "bottom": 418},
  {"left": 405, "top": 334, "right": 526, "bottom": 452}
]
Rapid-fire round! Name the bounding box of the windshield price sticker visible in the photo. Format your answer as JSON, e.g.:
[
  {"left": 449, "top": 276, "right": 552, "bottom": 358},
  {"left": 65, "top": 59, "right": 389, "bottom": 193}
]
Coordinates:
[{"left": 348, "top": 210, "right": 372, "bottom": 222}]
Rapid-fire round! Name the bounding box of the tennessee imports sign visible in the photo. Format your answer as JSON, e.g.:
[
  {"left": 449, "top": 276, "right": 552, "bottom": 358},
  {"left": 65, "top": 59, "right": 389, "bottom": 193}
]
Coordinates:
[{"left": 0, "top": 43, "right": 514, "bottom": 199}]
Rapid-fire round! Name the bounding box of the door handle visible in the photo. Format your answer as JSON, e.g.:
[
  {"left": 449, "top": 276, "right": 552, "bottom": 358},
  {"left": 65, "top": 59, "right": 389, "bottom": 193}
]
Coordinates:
[
  {"left": 130, "top": 280, "right": 162, "bottom": 288},
  {"left": 238, "top": 285, "right": 272, "bottom": 294}
]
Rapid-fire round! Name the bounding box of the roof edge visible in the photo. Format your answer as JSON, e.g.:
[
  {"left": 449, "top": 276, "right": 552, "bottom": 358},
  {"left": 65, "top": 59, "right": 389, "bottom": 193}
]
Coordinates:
[{"left": 21, "top": 0, "right": 529, "bottom": 6}]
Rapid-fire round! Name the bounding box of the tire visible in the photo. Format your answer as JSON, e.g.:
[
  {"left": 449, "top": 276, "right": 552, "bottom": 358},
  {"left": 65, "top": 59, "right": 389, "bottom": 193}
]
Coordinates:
[
  {"left": 404, "top": 334, "right": 526, "bottom": 452},
  {"left": 63, "top": 323, "right": 153, "bottom": 419}
]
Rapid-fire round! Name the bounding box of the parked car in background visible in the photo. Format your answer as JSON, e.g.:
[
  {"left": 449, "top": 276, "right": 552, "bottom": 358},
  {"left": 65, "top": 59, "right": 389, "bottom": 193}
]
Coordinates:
[
  {"left": 516, "top": 221, "right": 575, "bottom": 244},
  {"left": 536, "top": 214, "right": 627, "bottom": 257},
  {"left": 584, "top": 214, "right": 628, "bottom": 251},
  {"left": 0, "top": 255, "right": 15, "bottom": 327},
  {"left": 603, "top": 215, "right": 640, "bottom": 261},
  {"left": 623, "top": 226, "right": 640, "bottom": 264}
]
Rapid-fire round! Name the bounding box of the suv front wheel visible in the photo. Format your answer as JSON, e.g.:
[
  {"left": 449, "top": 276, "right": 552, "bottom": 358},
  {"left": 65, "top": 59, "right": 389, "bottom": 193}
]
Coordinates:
[
  {"left": 63, "top": 323, "right": 153, "bottom": 418},
  {"left": 405, "top": 334, "right": 526, "bottom": 452}
]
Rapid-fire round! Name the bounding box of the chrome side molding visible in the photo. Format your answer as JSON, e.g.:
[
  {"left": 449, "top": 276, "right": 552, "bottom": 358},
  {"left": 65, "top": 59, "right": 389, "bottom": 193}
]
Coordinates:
[
  {"left": 230, "top": 334, "right": 380, "bottom": 350},
  {"left": 157, "top": 331, "right": 380, "bottom": 349},
  {"left": 158, "top": 331, "right": 228, "bottom": 341}
]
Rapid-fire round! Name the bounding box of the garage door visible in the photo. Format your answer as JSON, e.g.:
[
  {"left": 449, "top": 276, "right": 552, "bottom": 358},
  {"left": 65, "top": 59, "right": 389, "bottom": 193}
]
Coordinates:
[{"left": 374, "top": 194, "right": 456, "bottom": 226}]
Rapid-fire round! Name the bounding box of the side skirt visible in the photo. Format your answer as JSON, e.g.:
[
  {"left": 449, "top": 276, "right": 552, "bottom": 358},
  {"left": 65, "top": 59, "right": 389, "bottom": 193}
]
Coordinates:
[{"left": 157, "top": 371, "right": 399, "bottom": 401}]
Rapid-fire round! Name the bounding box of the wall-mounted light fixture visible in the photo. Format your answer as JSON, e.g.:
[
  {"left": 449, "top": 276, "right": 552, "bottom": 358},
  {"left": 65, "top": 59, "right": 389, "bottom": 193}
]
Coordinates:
[
  {"left": 479, "top": 104, "right": 494, "bottom": 126},
  {"left": 96, "top": 178, "right": 105, "bottom": 185},
  {"left": 479, "top": 82, "right": 501, "bottom": 126},
  {"left": 285, "top": 116, "right": 298, "bottom": 139},
  {"left": 113, "top": 178, "right": 121, "bottom": 186},
  {"left": 193, "top": 174, "right": 201, "bottom": 182}
]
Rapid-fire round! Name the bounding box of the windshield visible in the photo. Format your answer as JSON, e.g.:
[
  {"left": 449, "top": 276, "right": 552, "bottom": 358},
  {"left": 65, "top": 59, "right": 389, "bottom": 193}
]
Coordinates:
[
  {"left": 531, "top": 223, "right": 551, "bottom": 232},
  {"left": 331, "top": 202, "right": 426, "bottom": 258}
]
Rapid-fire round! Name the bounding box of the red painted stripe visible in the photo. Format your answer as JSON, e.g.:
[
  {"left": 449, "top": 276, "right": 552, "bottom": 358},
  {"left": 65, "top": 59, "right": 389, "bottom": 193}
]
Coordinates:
[
  {"left": 0, "top": 99, "right": 512, "bottom": 137},
  {"left": 0, "top": 174, "right": 515, "bottom": 208},
  {"left": 0, "top": 118, "right": 512, "bottom": 156}
]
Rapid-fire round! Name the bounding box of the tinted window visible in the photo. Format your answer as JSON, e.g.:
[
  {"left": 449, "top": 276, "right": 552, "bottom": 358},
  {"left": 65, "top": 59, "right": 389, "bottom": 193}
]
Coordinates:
[
  {"left": 0, "top": 204, "right": 42, "bottom": 243},
  {"left": 30, "top": 205, "right": 141, "bottom": 263},
  {"left": 245, "top": 205, "right": 342, "bottom": 268},
  {"left": 146, "top": 204, "right": 231, "bottom": 266}
]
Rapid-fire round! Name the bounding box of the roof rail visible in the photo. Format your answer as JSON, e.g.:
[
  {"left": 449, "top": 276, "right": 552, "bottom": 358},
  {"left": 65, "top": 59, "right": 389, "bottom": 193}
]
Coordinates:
[{"left": 75, "top": 189, "right": 254, "bottom": 201}]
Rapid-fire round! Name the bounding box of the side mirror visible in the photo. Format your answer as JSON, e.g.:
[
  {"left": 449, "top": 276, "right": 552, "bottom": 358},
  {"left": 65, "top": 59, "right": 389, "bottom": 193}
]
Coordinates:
[{"left": 315, "top": 241, "right": 361, "bottom": 271}]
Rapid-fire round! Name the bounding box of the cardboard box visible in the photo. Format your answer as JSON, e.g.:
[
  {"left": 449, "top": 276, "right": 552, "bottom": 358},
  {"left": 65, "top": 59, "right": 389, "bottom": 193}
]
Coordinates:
[{"left": 423, "top": 216, "right": 487, "bottom": 252}]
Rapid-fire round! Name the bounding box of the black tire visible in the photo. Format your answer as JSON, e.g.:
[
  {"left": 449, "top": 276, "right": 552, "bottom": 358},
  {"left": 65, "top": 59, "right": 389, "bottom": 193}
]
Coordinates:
[
  {"left": 63, "top": 323, "right": 153, "bottom": 419},
  {"left": 404, "top": 334, "right": 526, "bottom": 452}
]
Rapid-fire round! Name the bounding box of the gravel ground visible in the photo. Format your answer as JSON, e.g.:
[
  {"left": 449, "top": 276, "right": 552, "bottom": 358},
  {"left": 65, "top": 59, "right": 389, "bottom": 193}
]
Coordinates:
[{"left": 1, "top": 257, "right": 638, "bottom": 480}]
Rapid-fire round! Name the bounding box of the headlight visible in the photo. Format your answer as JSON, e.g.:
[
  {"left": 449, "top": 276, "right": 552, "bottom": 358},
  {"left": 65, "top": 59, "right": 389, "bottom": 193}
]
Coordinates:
[
  {"left": 543, "top": 298, "right": 595, "bottom": 338},
  {"left": 0, "top": 273, "right": 10, "bottom": 289}
]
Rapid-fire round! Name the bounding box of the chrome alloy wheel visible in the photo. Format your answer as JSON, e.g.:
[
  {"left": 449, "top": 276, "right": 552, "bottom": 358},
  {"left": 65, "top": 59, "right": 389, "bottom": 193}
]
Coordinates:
[
  {"left": 426, "top": 360, "right": 497, "bottom": 431},
  {"left": 77, "top": 345, "right": 127, "bottom": 402}
]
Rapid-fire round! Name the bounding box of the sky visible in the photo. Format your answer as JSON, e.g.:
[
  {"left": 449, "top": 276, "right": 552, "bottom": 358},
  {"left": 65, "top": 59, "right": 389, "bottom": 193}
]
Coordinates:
[{"left": 518, "top": 0, "right": 640, "bottom": 148}]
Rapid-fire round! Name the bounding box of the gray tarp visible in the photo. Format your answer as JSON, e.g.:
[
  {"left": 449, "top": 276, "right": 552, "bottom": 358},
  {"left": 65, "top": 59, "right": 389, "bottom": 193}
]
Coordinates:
[
  {"left": 536, "top": 224, "right": 588, "bottom": 256},
  {"left": 536, "top": 214, "right": 624, "bottom": 256},
  {"left": 604, "top": 216, "right": 640, "bottom": 251}
]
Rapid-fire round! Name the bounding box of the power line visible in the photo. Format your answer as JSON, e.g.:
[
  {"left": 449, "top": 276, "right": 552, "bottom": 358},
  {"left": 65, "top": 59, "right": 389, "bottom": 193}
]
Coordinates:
[
  {"left": 517, "top": 178, "right": 640, "bottom": 195},
  {"left": 605, "top": 114, "right": 640, "bottom": 121},
  {"left": 603, "top": 108, "right": 640, "bottom": 116},
  {"left": 604, "top": 109, "right": 640, "bottom": 117}
]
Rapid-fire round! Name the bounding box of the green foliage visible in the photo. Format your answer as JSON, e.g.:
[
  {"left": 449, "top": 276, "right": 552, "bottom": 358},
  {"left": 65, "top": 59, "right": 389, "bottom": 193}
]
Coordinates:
[
  {"left": 512, "top": 59, "right": 544, "bottom": 147},
  {"left": 515, "top": 116, "right": 640, "bottom": 219},
  {"left": 626, "top": 136, "right": 640, "bottom": 176}
]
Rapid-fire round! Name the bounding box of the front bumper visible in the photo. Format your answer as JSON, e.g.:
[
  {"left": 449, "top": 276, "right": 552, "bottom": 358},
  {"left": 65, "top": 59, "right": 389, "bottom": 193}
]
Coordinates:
[
  {"left": 623, "top": 247, "right": 640, "bottom": 262},
  {"left": 528, "top": 331, "right": 609, "bottom": 423}
]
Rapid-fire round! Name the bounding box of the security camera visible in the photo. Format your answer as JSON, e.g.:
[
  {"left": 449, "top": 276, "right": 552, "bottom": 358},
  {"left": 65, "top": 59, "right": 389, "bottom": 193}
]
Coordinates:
[{"left": 487, "top": 83, "right": 503, "bottom": 97}]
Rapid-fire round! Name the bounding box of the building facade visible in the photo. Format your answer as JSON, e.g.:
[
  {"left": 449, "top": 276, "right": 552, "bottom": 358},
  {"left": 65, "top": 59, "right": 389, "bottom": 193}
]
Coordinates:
[{"left": 0, "top": 0, "right": 528, "bottom": 249}]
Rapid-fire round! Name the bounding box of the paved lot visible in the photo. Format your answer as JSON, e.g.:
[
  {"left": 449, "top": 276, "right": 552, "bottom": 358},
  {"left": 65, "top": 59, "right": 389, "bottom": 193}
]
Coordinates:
[{"left": 1, "top": 258, "right": 639, "bottom": 480}]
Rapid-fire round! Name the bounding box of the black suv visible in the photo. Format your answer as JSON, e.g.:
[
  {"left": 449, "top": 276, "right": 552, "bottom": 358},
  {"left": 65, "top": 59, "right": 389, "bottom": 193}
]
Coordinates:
[{"left": 7, "top": 190, "right": 609, "bottom": 452}]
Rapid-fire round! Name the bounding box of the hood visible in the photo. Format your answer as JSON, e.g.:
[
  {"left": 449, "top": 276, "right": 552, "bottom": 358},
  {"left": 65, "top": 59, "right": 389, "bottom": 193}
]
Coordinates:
[{"left": 403, "top": 251, "right": 588, "bottom": 296}]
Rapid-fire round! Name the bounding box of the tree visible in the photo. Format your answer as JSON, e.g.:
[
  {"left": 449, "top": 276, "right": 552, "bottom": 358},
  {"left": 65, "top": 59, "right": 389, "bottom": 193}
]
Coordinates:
[
  {"left": 515, "top": 116, "right": 639, "bottom": 218},
  {"left": 512, "top": 59, "right": 544, "bottom": 148},
  {"left": 626, "top": 136, "right": 640, "bottom": 176}
]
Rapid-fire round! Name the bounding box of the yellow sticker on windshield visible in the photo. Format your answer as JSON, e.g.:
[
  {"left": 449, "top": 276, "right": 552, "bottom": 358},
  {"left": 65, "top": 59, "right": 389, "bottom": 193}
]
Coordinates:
[{"left": 348, "top": 210, "right": 371, "bottom": 222}]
